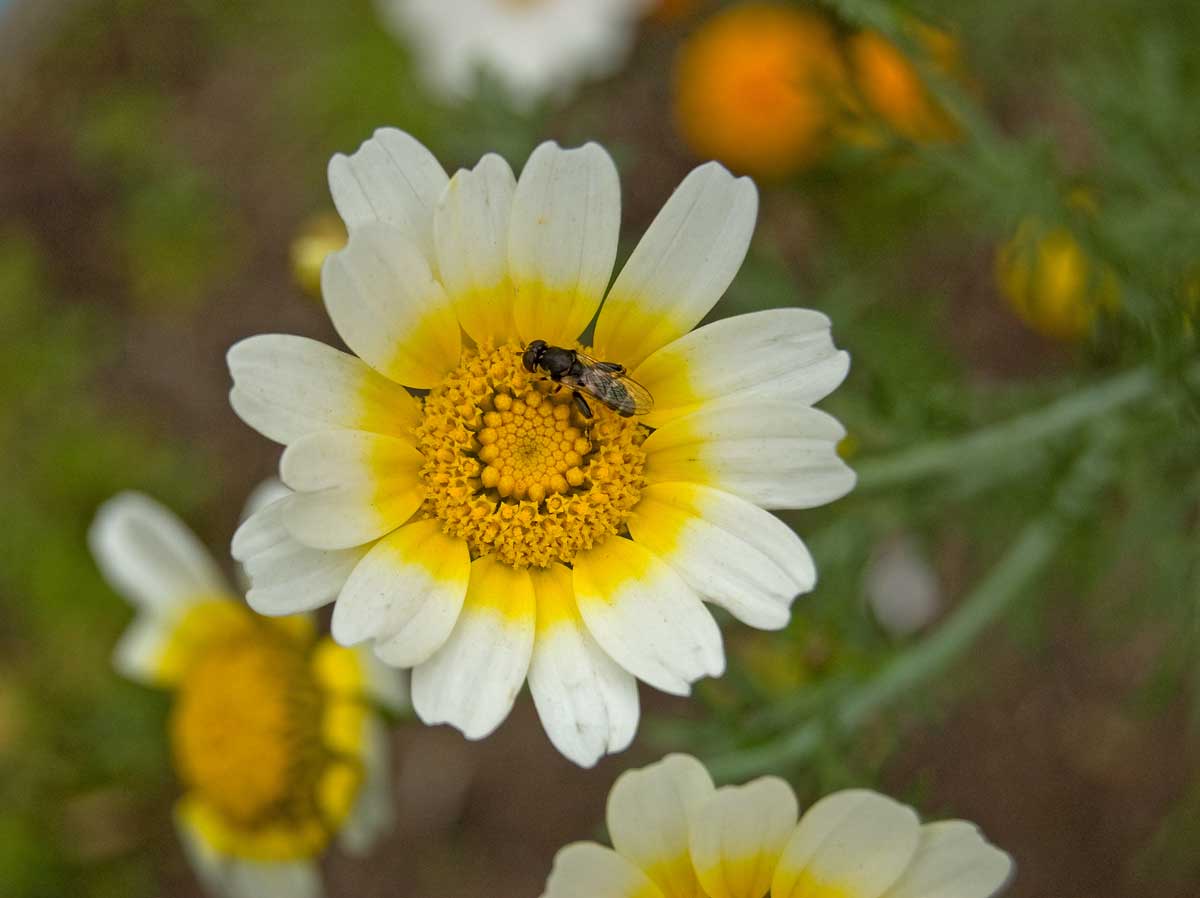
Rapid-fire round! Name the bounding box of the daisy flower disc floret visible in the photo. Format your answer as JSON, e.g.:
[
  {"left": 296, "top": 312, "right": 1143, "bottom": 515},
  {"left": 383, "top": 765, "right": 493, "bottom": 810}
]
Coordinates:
[
  {"left": 89, "top": 491, "right": 405, "bottom": 898},
  {"left": 229, "top": 128, "right": 856, "bottom": 767},
  {"left": 542, "top": 753, "right": 1015, "bottom": 898},
  {"left": 418, "top": 339, "right": 646, "bottom": 568}
]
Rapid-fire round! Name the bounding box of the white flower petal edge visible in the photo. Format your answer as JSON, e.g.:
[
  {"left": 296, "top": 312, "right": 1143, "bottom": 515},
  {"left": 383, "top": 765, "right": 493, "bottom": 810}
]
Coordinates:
[
  {"left": 228, "top": 335, "right": 421, "bottom": 445},
  {"left": 89, "top": 492, "right": 230, "bottom": 613},
  {"left": 434, "top": 153, "right": 519, "bottom": 345},
  {"left": 772, "top": 790, "right": 921, "bottom": 898},
  {"left": 879, "top": 821, "right": 1015, "bottom": 898},
  {"left": 573, "top": 537, "right": 725, "bottom": 697},
  {"left": 110, "top": 613, "right": 181, "bottom": 685},
  {"left": 690, "top": 777, "right": 799, "bottom": 898},
  {"left": 279, "top": 430, "right": 425, "bottom": 550},
  {"left": 606, "top": 753, "right": 715, "bottom": 898},
  {"left": 542, "top": 842, "right": 664, "bottom": 898},
  {"left": 510, "top": 141, "right": 621, "bottom": 347},
  {"left": 627, "top": 482, "right": 816, "bottom": 631},
  {"left": 527, "top": 565, "right": 639, "bottom": 768},
  {"left": 594, "top": 161, "right": 758, "bottom": 370},
  {"left": 351, "top": 643, "right": 411, "bottom": 715},
  {"left": 633, "top": 308, "right": 851, "bottom": 430},
  {"left": 643, "top": 400, "right": 856, "bottom": 511},
  {"left": 176, "top": 813, "right": 323, "bottom": 898},
  {"left": 238, "top": 478, "right": 292, "bottom": 522},
  {"left": 91, "top": 493, "right": 233, "bottom": 685},
  {"left": 411, "top": 556, "right": 535, "bottom": 739},
  {"left": 321, "top": 223, "right": 462, "bottom": 389},
  {"left": 332, "top": 519, "right": 471, "bottom": 666},
  {"left": 328, "top": 126, "right": 447, "bottom": 265},
  {"left": 221, "top": 861, "right": 324, "bottom": 898},
  {"left": 233, "top": 492, "right": 369, "bottom": 617},
  {"left": 338, "top": 713, "right": 395, "bottom": 857}
]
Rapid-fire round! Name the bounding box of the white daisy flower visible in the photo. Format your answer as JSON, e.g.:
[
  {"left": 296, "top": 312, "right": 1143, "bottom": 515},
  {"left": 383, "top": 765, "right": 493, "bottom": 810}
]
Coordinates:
[
  {"left": 543, "top": 753, "right": 1014, "bottom": 898},
  {"left": 228, "top": 128, "right": 855, "bottom": 767},
  {"left": 376, "top": 0, "right": 652, "bottom": 107},
  {"left": 89, "top": 491, "right": 405, "bottom": 898}
]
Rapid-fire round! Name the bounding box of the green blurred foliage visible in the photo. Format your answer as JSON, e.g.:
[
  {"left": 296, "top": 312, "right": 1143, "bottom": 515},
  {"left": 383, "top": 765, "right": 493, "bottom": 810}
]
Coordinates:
[{"left": 0, "top": 228, "right": 207, "bottom": 895}]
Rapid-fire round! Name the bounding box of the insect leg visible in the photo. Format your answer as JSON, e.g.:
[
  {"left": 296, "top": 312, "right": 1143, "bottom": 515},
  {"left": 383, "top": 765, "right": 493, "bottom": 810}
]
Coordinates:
[{"left": 572, "top": 391, "right": 593, "bottom": 418}]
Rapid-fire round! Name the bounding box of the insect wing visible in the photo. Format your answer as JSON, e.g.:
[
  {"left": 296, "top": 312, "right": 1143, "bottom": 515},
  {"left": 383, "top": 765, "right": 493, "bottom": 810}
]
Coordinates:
[
  {"left": 573, "top": 350, "right": 626, "bottom": 376},
  {"left": 573, "top": 365, "right": 654, "bottom": 417}
]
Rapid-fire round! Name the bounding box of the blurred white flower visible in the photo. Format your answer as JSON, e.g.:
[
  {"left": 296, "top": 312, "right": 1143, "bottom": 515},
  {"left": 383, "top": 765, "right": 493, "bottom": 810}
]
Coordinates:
[
  {"left": 377, "top": 0, "right": 653, "bottom": 107},
  {"left": 865, "top": 533, "right": 942, "bottom": 637}
]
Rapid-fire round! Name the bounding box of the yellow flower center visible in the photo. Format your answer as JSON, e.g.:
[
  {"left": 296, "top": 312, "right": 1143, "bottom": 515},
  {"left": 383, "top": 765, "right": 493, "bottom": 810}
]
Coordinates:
[
  {"left": 417, "top": 339, "right": 647, "bottom": 568},
  {"left": 170, "top": 630, "right": 324, "bottom": 827}
]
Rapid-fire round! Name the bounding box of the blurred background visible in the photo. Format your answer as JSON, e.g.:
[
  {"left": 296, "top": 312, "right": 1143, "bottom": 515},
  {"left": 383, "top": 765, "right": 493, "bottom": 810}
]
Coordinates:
[{"left": 1, "top": 0, "right": 1198, "bottom": 896}]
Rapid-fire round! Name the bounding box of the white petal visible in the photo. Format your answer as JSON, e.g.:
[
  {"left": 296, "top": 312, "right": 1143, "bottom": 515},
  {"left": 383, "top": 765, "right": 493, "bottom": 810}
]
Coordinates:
[
  {"left": 510, "top": 141, "right": 621, "bottom": 346},
  {"left": 174, "top": 808, "right": 232, "bottom": 896},
  {"left": 321, "top": 223, "right": 462, "bottom": 388},
  {"left": 773, "top": 790, "right": 921, "bottom": 898},
  {"left": 379, "top": 0, "right": 649, "bottom": 108},
  {"left": 111, "top": 612, "right": 175, "bottom": 686},
  {"left": 331, "top": 518, "right": 471, "bottom": 663},
  {"left": 689, "top": 777, "right": 799, "bottom": 898},
  {"left": 279, "top": 429, "right": 424, "bottom": 550},
  {"left": 227, "top": 335, "right": 420, "bottom": 445},
  {"left": 177, "top": 808, "right": 324, "bottom": 898},
  {"left": 328, "top": 127, "right": 447, "bottom": 264},
  {"left": 633, "top": 308, "right": 850, "bottom": 429},
  {"left": 435, "top": 153, "right": 519, "bottom": 344},
  {"left": 527, "top": 564, "right": 639, "bottom": 767},
  {"left": 339, "top": 714, "right": 395, "bottom": 856},
  {"left": 572, "top": 536, "right": 724, "bottom": 696},
  {"left": 238, "top": 478, "right": 290, "bottom": 522},
  {"left": 542, "top": 842, "right": 665, "bottom": 898},
  {"left": 628, "top": 483, "right": 815, "bottom": 631},
  {"left": 352, "top": 645, "right": 411, "bottom": 714},
  {"left": 606, "top": 753, "right": 715, "bottom": 898},
  {"left": 594, "top": 162, "right": 758, "bottom": 369},
  {"left": 89, "top": 492, "right": 230, "bottom": 612},
  {"left": 232, "top": 493, "right": 368, "bottom": 615},
  {"left": 879, "top": 821, "right": 1014, "bottom": 898},
  {"left": 643, "top": 400, "right": 856, "bottom": 510},
  {"left": 411, "top": 556, "right": 535, "bottom": 740},
  {"left": 222, "top": 860, "right": 324, "bottom": 898}
]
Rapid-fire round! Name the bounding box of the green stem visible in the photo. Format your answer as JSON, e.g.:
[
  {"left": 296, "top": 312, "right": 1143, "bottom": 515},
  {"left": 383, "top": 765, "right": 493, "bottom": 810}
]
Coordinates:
[
  {"left": 855, "top": 363, "right": 1198, "bottom": 493},
  {"left": 705, "top": 435, "right": 1117, "bottom": 783}
]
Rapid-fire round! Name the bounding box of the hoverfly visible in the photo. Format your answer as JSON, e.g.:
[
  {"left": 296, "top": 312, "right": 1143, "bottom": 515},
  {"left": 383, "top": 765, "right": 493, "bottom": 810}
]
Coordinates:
[{"left": 521, "top": 340, "right": 653, "bottom": 418}]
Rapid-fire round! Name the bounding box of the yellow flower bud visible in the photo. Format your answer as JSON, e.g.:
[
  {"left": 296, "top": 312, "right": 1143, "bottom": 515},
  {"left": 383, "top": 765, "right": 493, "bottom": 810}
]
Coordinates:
[
  {"left": 995, "top": 218, "right": 1118, "bottom": 341},
  {"left": 289, "top": 212, "right": 346, "bottom": 299},
  {"left": 844, "top": 23, "right": 963, "bottom": 145},
  {"left": 673, "top": 3, "right": 849, "bottom": 178}
]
